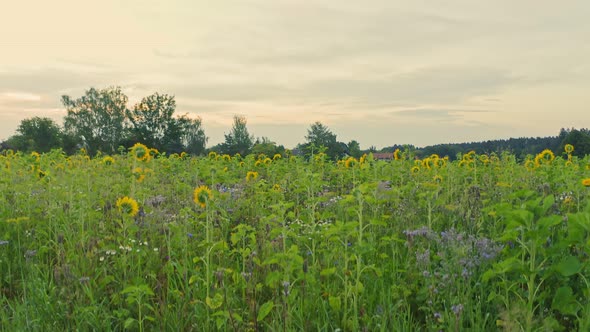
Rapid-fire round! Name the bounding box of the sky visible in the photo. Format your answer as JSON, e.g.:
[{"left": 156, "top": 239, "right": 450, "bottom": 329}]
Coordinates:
[{"left": 1, "top": 0, "right": 590, "bottom": 149}]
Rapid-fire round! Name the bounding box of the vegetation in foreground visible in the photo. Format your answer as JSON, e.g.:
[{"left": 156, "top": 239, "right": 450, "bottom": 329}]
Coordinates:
[{"left": 1, "top": 144, "right": 590, "bottom": 331}]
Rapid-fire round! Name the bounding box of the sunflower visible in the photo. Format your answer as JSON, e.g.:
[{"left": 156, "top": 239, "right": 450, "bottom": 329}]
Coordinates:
[
  {"left": 132, "top": 167, "right": 146, "bottom": 182},
  {"left": 130, "top": 143, "right": 151, "bottom": 162},
  {"left": 263, "top": 158, "right": 272, "bottom": 165},
  {"left": 421, "top": 158, "right": 433, "bottom": 170},
  {"left": 222, "top": 154, "right": 231, "bottom": 162},
  {"left": 433, "top": 175, "right": 443, "bottom": 184},
  {"left": 393, "top": 148, "right": 401, "bottom": 160},
  {"left": 208, "top": 151, "right": 218, "bottom": 159},
  {"left": 534, "top": 149, "right": 555, "bottom": 167},
  {"left": 344, "top": 157, "right": 357, "bottom": 168},
  {"left": 246, "top": 171, "right": 259, "bottom": 181},
  {"left": 273, "top": 154, "right": 282, "bottom": 161},
  {"left": 564, "top": 144, "right": 574, "bottom": 154},
  {"left": 272, "top": 184, "right": 281, "bottom": 191},
  {"left": 524, "top": 159, "right": 535, "bottom": 171},
  {"left": 411, "top": 166, "right": 420, "bottom": 174},
  {"left": 255, "top": 160, "right": 262, "bottom": 167},
  {"left": 193, "top": 185, "right": 213, "bottom": 208},
  {"left": 102, "top": 156, "right": 115, "bottom": 165},
  {"left": 116, "top": 196, "right": 139, "bottom": 217},
  {"left": 359, "top": 154, "right": 367, "bottom": 164},
  {"left": 582, "top": 178, "right": 590, "bottom": 187}
]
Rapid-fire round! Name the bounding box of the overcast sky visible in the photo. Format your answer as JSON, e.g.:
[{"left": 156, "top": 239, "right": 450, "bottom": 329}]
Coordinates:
[{"left": 1, "top": 0, "right": 589, "bottom": 149}]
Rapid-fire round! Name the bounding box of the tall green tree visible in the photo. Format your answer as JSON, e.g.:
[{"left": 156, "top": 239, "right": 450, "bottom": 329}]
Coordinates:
[
  {"left": 62, "top": 87, "right": 128, "bottom": 155},
  {"left": 220, "top": 115, "right": 254, "bottom": 156},
  {"left": 7, "top": 117, "right": 62, "bottom": 153},
  {"left": 177, "top": 115, "right": 208, "bottom": 155},
  {"left": 126, "top": 93, "right": 176, "bottom": 150},
  {"left": 299, "top": 122, "right": 346, "bottom": 160}
]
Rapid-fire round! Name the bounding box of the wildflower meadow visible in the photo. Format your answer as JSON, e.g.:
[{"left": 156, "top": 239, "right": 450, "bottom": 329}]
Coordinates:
[{"left": 1, "top": 144, "right": 590, "bottom": 331}]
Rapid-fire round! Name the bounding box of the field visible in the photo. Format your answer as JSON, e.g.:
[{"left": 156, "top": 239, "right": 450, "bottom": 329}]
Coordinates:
[{"left": 1, "top": 145, "right": 590, "bottom": 331}]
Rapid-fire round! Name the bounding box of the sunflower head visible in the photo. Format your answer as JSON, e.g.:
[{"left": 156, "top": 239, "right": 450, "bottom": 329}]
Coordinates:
[
  {"left": 273, "top": 154, "right": 282, "bottom": 161},
  {"left": 130, "top": 143, "right": 150, "bottom": 162},
  {"left": 582, "top": 178, "right": 590, "bottom": 187},
  {"left": 208, "top": 151, "right": 218, "bottom": 159},
  {"left": 116, "top": 196, "right": 139, "bottom": 217},
  {"left": 433, "top": 175, "right": 443, "bottom": 184},
  {"left": 246, "top": 171, "right": 259, "bottom": 181},
  {"left": 344, "top": 157, "right": 357, "bottom": 168},
  {"left": 222, "top": 154, "right": 231, "bottom": 162},
  {"left": 534, "top": 149, "right": 555, "bottom": 167},
  {"left": 564, "top": 144, "right": 574, "bottom": 154},
  {"left": 272, "top": 184, "right": 281, "bottom": 191},
  {"left": 411, "top": 166, "right": 420, "bottom": 174},
  {"left": 102, "top": 156, "right": 115, "bottom": 165},
  {"left": 393, "top": 148, "right": 401, "bottom": 160},
  {"left": 132, "top": 167, "right": 146, "bottom": 182},
  {"left": 193, "top": 185, "right": 213, "bottom": 208}
]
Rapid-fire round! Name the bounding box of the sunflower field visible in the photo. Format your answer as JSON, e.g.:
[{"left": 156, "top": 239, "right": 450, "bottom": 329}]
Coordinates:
[{"left": 1, "top": 144, "right": 590, "bottom": 331}]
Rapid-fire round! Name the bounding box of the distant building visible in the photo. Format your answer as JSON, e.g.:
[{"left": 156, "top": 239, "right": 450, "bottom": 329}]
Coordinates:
[{"left": 371, "top": 152, "right": 393, "bottom": 161}]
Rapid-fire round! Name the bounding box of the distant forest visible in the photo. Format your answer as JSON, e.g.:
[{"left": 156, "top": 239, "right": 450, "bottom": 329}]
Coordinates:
[
  {"left": 385, "top": 127, "right": 590, "bottom": 161},
  {"left": 1, "top": 87, "right": 589, "bottom": 160}
]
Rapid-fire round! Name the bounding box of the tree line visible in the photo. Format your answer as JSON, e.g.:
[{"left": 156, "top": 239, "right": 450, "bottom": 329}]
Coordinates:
[{"left": 2, "top": 86, "right": 590, "bottom": 159}]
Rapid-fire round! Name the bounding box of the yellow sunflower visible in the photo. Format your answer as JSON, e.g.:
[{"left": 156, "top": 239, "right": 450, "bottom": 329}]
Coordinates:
[
  {"left": 222, "top": 154, "right": 231, "bottom": 162},
  {"left": 582, "top": 178, "right": 590, "bottom": 187},
  {"left": 272, "top": 184, "right": 281, "bottom": 191},
  {"left": 246, "top": 171, "right": 259, "bottom": 181},
  {"left": 132, "top": 167, "right": 146, "bottom": 182},
  {"left": 393, "top": 148, "right": 401, "bottom": 160},
  {"left": 130, "top": 143, "right": 151, "bottom": 162},
  {"left": 193, "top": 185, "right": 213, "bottom": 208},
  {"left": 208, "top": 151, "right": 218, "bottom": 159},
  {"left": 564, "top": 144, "right": 574, "bottom": 154},
  {"left": 273, "top": 154, "right": 282, "bottom": 161},
  {"left": 116, "top": 196, "right": 139, "bottom": 217},
  {"left": 344, "top": 157, "right": 357, "bottom": 168},
  {"left": 102, "top": 156, "right": 115, "bottom": 165},
  {"left": 534, "top": 149, "right": 555, "bottom": 167},
  {"left": 433, "top": 175, "right": 443, "bottom": 184}
]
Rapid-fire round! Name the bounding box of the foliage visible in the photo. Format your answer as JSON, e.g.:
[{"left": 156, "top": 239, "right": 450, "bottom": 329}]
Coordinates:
[
  {"left": 62, "top": 86, "right": 128, "bottom": 155},
  {"left": 6, "top": 117, "right": 62, "bottom": 153},
  {"left": 219, "top": 115, "right": 254, "bottom": 156}
]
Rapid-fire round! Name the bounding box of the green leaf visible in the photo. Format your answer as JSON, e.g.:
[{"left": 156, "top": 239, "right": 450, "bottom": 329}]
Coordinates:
[
  {"left": 206, "top": 293, "right": 224, "bottom": 310},
  {"left": 556, "top": 256, "right": 581, "bottom": 277},
  {"left": 124, "top": 318, "right": 136, "bottom": 329},
  {"left": 551, "top": 286, "right": 580, "bottom": 316},
  {"left": 328, "top": 296, "right": 341, "bottom": 311},
  {"left": 320, "top": 267, "right": 337, "bottom": 276},
  {"left": 257, "top": 301, "right": 274, "bottom": 322}
]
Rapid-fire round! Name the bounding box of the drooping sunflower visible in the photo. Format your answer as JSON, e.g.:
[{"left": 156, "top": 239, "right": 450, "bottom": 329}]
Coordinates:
[
  {"left": 246, "top": 171, "right": 259, "bottom": 181},
  {"left": 116, "top": 196, "right": 139, "bottom": 217},
  {"left": 130, "top": 143, "right": 151, "bottom": 162},
  {"left": 393, "top": 148, "right": 401, "bottom": 161},
  {"left": 273, "top": 154, "right": 282, "bottom": 161},
  {"left": 582, "top": 178, "right": 590, "bottom": 187},
  {"left": 193, "top": 185, "right": 213, "bottom": 208}
]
